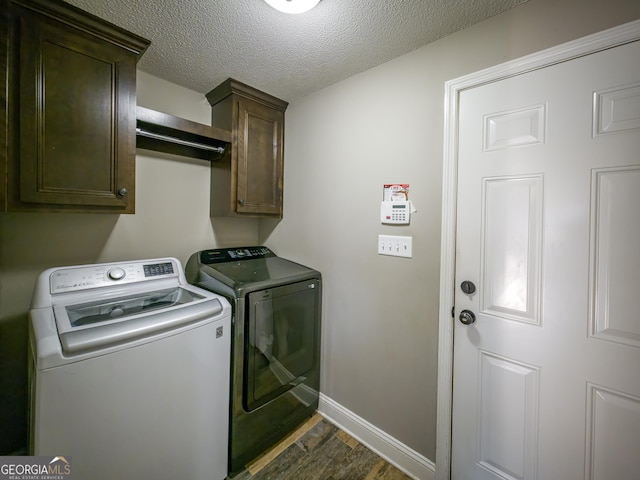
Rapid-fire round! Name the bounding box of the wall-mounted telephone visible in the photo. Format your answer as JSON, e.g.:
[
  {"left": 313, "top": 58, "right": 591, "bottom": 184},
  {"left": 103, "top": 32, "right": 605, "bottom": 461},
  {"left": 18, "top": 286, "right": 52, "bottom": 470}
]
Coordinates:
[{"left": 381, "top": 201, "right": 411, "bottom": 225}]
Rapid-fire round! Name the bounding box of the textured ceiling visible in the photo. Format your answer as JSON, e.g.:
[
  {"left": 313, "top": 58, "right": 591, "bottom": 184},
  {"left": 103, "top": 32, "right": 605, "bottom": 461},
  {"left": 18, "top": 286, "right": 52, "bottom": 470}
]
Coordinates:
[{"left": 65, "top": 0, "right": 526, "bottom": 102}]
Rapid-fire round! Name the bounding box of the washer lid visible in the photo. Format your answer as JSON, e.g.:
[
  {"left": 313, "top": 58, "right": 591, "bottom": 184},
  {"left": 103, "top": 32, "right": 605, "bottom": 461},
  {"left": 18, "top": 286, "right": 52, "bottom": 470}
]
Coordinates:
[
  {"left": 53, "top": 286, "right": 223, "bottom": 354},
  {"left": 63, "top": 287, "right": 202, "bottom": 326}
]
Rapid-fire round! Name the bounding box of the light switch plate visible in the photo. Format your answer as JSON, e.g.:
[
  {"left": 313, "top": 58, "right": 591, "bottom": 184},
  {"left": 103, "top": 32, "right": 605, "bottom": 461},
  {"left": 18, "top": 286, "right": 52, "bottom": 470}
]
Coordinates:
[{"left": 378, "top": 235, "right": 412, "bottom": 258}]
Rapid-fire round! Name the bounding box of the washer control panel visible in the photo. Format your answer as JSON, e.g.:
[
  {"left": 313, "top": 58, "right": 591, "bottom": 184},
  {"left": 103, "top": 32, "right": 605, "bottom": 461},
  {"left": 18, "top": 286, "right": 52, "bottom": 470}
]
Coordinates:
[{"left": 50, "top": 259, "right": 178, "bottom": 294}]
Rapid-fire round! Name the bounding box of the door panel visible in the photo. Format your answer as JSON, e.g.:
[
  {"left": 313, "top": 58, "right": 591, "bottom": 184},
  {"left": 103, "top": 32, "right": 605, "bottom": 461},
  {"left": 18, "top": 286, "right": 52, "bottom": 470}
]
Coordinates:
[
  {"left": 236, "top": 98, "right": 284, "bottom": 216},
  {"left": 480, "top": 175, "right": 543, "bottom": 325},
  {"left": 477, "top": 351, "right": 540, "bottom": 480},
  {"left": 15, "top": 8, "right": 135, "bottom": 210},
  {"left": 589, "top": 167, "right": 640, "bottom": 348},
  {"left": 452, "top": 39, "right": 640, "bottom": 479},
  {"left": 585, "top": 384, "right": 640, "bottom": 479}
]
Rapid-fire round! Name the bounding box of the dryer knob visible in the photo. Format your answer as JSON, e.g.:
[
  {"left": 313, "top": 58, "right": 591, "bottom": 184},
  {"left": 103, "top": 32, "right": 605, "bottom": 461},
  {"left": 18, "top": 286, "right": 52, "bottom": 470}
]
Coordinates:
[{"left": 108, "top": 267, "right": 126, "bottom": 281}]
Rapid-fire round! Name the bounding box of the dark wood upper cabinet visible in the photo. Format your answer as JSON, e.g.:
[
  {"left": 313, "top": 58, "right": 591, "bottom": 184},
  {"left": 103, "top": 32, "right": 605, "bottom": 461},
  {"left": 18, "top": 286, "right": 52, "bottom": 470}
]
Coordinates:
[
  {"left": 206, "top": 79, "right": 288, "bottom": 218},
  {"left": 1, "top": 0, "right": 149, "bottom": 213}
]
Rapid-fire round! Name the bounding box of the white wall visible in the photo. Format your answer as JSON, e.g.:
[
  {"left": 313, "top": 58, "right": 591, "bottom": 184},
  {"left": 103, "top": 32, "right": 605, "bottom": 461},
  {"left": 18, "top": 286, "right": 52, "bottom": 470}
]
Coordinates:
[{"left": 261, "top": 0, "right": 640, "bottom": 461}]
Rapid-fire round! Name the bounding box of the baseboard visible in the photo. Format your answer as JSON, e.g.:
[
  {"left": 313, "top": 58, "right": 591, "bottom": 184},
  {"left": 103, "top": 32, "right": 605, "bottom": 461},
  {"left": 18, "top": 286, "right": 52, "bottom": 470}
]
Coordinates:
[{"left": 318, "top": 393, "right": 435, "bottom": 480}]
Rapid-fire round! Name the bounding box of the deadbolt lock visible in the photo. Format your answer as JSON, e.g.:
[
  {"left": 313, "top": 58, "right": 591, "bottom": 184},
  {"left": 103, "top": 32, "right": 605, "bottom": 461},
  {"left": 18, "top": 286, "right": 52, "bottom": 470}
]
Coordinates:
[{"left": 461, "top": 280, "right": 476, "bottom": 295}]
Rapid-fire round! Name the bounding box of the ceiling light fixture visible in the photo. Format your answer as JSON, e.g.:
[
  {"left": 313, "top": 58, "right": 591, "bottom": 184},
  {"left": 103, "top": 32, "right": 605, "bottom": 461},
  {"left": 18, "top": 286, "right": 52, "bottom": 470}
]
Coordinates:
[{"left": 264, "top": 0, "right": 321, "bottom": 14}]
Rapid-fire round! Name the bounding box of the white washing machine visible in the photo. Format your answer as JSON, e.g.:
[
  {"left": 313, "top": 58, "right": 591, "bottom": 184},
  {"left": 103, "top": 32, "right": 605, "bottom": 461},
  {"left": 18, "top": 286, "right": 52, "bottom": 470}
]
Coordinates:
[{"left": 28, "top": 257, "right": 231, "bottom": 480}]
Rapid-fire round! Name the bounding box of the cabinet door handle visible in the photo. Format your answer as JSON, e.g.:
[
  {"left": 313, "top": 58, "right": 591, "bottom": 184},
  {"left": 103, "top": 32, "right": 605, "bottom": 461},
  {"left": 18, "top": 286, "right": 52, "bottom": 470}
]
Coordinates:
[
  {"left": 238, "top": 199, "right": 245, "bottom": 206},
  {"left": 118, "top": 188, "right": 128, "bottom": 197}
]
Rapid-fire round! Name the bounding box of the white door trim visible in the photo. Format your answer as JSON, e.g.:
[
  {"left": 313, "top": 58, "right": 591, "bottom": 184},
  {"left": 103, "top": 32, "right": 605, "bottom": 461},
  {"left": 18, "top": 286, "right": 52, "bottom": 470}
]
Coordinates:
[{"left": 436, "top": 19, "right": 640, "bottom": 480}]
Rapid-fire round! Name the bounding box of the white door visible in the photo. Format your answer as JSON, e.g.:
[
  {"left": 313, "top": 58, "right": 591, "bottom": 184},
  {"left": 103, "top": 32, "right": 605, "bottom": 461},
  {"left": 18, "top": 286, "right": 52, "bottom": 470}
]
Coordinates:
[{"left": 451, "top": 39, "right": 640, "bottom": 479}]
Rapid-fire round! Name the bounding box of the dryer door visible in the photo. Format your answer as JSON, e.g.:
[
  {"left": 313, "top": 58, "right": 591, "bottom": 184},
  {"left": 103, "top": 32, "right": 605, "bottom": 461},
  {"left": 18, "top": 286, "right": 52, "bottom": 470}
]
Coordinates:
[{"left": 244, "top": 279, "right": 320, "bottom": 411}]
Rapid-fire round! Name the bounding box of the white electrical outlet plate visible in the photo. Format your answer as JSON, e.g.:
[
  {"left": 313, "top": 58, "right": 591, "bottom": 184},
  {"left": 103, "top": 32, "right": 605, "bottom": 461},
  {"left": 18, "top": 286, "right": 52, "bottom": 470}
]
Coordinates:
[{"left": 377, "top": 235, "right": 412, "bottom": 258}]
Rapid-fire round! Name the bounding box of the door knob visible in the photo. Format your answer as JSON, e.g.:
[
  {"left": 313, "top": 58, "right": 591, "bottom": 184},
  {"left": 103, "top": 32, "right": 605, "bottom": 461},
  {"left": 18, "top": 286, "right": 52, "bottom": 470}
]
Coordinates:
[
  {"left": 459, "top": 310, "right": 476, "bottom": 325},
  {"left": 461, "top": 280, "right": 476, "bottom": 295}
]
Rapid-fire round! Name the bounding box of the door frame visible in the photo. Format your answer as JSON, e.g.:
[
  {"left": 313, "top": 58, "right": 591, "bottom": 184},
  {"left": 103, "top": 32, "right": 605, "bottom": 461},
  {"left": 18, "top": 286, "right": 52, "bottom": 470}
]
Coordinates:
[{"left": 435, "top": 19, "right": 640, "bottom": 480}]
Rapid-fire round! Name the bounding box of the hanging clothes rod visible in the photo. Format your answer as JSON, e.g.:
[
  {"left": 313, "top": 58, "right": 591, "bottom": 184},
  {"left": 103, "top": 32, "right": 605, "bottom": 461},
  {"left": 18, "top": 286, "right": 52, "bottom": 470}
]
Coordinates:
[{"left": 136, "top": 128, "right": 226, "bottom": 154}]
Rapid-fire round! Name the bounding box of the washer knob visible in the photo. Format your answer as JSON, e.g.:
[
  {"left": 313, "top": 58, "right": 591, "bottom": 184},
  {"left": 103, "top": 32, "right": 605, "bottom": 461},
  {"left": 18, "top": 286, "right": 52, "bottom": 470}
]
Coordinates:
[{"left": 108, "top": 267, "right": 126, "bottom": 280}]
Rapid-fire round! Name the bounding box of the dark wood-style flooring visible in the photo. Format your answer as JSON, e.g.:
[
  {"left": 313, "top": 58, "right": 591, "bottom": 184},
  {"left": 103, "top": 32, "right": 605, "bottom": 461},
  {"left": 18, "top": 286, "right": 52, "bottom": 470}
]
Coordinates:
[{"left": 233, "top": 414, "right": 412, "bottom": 480}]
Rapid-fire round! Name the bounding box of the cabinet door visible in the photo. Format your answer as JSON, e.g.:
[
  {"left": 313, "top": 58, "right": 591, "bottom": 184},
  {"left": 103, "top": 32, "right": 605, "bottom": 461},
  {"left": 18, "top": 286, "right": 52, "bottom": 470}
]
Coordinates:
[
  {"left": 235, "top": 98, "right": 284, "bottom": 217},
  {"left": 14, "top": 8, "right": 136, "bottom": 212}
]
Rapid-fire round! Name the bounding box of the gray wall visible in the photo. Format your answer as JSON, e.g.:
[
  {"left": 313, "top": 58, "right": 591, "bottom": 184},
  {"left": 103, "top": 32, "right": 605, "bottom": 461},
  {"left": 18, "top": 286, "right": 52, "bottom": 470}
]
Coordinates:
[
  {"left": 260, "top": 0, "right": 640, "bottom": 460},
  {"left": 1, "top": 0, "right": 638, "bottom": 464}
]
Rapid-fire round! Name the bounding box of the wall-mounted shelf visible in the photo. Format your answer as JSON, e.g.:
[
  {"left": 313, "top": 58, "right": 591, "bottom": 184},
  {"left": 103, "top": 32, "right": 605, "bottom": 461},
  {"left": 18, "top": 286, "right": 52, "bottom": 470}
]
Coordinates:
[{"left": 136, "top": 106, "right": 231, "bottom": 161}]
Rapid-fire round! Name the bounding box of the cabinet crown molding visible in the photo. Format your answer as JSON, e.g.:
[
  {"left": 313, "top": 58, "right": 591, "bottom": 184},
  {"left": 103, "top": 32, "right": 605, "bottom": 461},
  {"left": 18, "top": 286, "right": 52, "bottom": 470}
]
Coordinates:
[
  {"left": 206, "top": 78, "right": 289, "bottom": 112},
  {"left": 7, "top": 0, "right": 150, "bottom": 56}
]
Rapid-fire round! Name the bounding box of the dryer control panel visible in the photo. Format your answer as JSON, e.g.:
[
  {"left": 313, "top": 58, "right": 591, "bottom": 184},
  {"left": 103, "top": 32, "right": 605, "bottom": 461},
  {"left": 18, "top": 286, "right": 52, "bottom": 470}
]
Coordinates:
[{"left": 200, "top": 246, "right": 276, "bottom": 264}]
